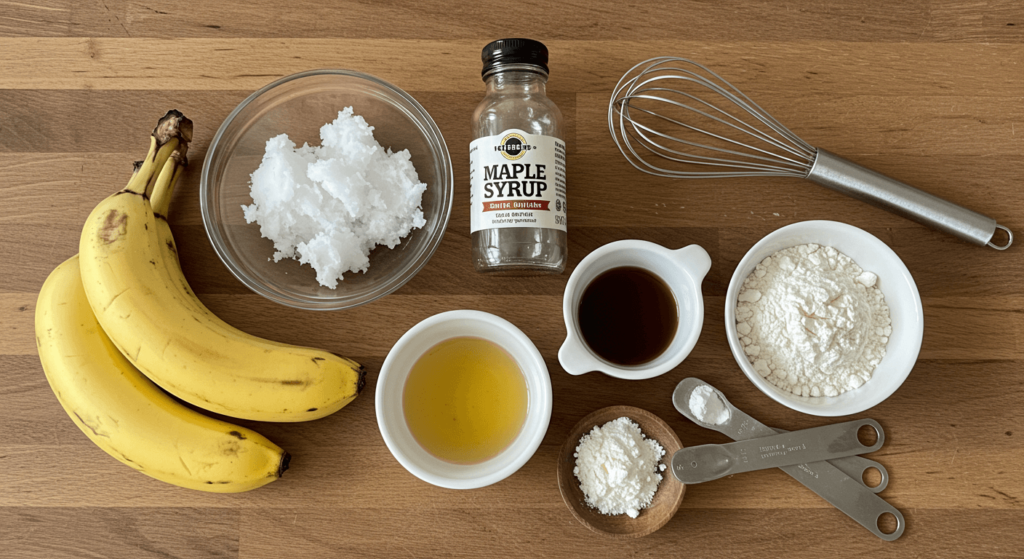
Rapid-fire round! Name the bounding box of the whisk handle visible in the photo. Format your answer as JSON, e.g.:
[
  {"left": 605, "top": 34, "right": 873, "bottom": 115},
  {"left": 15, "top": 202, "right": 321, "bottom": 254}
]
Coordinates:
[{"left": 806, "top": 149, "right": 1012, "bottom": 250}]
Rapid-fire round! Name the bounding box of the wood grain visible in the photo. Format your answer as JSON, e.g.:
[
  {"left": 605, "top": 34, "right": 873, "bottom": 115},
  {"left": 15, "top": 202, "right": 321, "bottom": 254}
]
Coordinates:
[{"left": 1, "top": 1, "right": 1023, "bottom": 557}]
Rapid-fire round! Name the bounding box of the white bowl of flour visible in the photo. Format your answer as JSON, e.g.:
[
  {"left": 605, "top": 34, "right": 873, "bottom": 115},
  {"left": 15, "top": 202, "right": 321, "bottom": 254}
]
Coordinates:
[{"left": 725, "top": 221, "right": 923, "bottom": 416}]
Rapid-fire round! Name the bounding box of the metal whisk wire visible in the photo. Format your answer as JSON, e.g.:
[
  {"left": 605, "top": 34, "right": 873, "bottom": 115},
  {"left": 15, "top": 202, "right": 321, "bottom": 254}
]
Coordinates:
[
  {"left": 609, "top": 57, "right": 817, "bottom": 179},
  {"left": 607, "top": 56, "right": 1012, "bottom": 250}
]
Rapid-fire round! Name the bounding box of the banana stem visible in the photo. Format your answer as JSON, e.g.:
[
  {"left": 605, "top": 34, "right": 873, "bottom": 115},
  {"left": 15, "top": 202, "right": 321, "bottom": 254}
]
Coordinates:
[
  {"left": 151, "top": 152, "right": 186, "bottom": 217},
  {"left": 124, "top": 110, "right": 194, "bottom": 197},
  {"left": 144, "top": 137, "right": 180, "bottom": 198},
  {"left": 125, "top": 137, "right": 159, "bottom": 194}
]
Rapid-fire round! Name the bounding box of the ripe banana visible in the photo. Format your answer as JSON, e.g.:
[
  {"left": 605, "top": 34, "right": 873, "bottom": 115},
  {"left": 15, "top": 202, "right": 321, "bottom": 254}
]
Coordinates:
[
  {"left": 36, "top": 256, "right": 289, "bottom": 493},
  {"left": 79, "top": 111, "right": 366, "bottom": 422}
]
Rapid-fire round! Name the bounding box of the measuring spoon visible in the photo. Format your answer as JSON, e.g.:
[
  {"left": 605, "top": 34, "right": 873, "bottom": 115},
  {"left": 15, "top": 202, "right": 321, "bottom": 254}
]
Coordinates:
[
  {"left": 770, "top": 426, "right": 889, "bottom": 493},
  {"left": 672, "top": 378, "right": 888, "bottom": 491},
  {"left": 672, "top": 378, "right": 904, "bottom": 541},
  {"left": 672, "top": 418, "right": 883, "bottom": 483}
]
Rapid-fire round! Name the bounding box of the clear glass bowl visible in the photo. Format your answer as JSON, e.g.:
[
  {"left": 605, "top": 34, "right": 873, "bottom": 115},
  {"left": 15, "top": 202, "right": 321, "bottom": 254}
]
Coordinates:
[{"left": 200, "top": 70, "right": 453, "bottom": 310}]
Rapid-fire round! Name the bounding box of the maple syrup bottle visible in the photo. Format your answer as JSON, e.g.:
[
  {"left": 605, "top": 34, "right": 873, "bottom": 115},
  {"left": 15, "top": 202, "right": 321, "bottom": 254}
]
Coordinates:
[{"left": 470, "top": 38, "right": 567, "bottom": 274}]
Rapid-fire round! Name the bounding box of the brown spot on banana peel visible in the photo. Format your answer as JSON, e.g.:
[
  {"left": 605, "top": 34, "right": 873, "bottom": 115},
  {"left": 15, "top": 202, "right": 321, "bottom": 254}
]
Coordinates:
[
  {"left": 72, "top": 411, "right": 109, "bottom": 438},
  {"left": 277, "top": 452, "right": 291, "bottom": 478},
  {"left": 102, "top": 287, "right": 129, "bottom": 312},
  {"left": 99, "top": 209, "right": 128, "bottom": 244},
  {"left": 115, "top": 451, "right": 139, "bottom": 468},
  {"left": 227, "top": 430, "right": 247, "bottom": 440},
  {"left": 355, "top": 364, "right": 367, "bottom": 394},
  {"left": 307, "top": 408, "right": 318, "bottom": 412},
  {"left": 114, "top": 189, "right": 149, "bottom": 200},
  {"left": 328, "top": 352, "right": 367, "bottom": 394}
]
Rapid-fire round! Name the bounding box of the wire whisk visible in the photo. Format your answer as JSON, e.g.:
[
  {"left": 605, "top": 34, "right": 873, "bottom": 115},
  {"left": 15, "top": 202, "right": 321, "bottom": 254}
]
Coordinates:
[{"left": 608, "top": 57, "right": 1012, "bottom": 250}]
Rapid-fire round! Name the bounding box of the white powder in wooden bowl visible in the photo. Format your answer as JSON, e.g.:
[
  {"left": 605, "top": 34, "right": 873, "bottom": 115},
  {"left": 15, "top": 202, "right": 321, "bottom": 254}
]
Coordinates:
[
  {"left": 573, "top": 417, "right": 666, "bottom": 518},
  {"left": 242, "top": 108, "right": 427, "bottom": 288}
]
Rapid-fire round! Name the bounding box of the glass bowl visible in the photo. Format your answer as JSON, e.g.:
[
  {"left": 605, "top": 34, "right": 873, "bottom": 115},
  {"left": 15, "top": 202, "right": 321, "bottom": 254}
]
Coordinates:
[{"left": 200, "top": 70, "right": 453, "bottom": 310}]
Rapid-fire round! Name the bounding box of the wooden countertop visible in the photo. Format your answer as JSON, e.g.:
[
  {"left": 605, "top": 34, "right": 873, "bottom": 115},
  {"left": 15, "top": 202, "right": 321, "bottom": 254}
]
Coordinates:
[{"left": 1, "top": 1, "right": 1022, "bottom": 557}]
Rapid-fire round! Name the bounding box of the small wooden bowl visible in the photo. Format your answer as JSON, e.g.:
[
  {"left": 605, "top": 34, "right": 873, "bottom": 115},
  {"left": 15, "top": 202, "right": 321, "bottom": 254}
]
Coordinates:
[{"left": 556, "top": 405, "right": 685, "bottom": 538}]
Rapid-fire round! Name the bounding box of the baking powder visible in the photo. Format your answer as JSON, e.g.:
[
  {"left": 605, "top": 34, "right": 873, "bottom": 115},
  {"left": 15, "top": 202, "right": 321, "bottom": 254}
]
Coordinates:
[
  {"left": 573, "top": 417, "right": 666, "bottom": 518},
  {"left": 735, "top": 244, "right": 892, "bottom": 397},
  {"left": 688, "top": 385, "right": 731, "bottom": 425}
]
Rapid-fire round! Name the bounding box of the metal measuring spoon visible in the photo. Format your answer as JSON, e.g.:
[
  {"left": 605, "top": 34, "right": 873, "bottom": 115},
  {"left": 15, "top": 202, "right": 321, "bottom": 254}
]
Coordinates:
[
  {"left": 673, "top": 419, "right": 884, "bottom": 484},
  {"left": 672, "top": 378, "right": 889, "bottom": 491},
  {"left": 672, "top": 378, "right": 905, "bottom": 541}
]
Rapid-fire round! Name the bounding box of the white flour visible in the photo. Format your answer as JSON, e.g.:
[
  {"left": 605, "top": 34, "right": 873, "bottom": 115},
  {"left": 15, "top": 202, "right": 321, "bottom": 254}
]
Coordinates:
[
  {"left": 573, "top": 417, "right": 666, "bottom": 518},
  {"left": 735, "top": 244, "right": 892, "bottom": 397},
  {"left": 688, "top": 385, "right": 730, "bottom": 425}
]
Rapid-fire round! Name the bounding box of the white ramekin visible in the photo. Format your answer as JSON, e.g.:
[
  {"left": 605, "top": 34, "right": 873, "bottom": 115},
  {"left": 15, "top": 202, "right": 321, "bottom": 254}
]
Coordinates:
[
  {"left": 376, "top": 310, "right": 552, "bottom": 489},
  {"left": 558, "top": 240, "right": 712, "bottom": 380}
]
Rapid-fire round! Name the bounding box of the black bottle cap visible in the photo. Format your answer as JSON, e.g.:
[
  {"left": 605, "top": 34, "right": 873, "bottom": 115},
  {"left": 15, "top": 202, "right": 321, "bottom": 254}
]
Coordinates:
[{"left": 481, "top": 38, "right": 549, "bottom": 78}]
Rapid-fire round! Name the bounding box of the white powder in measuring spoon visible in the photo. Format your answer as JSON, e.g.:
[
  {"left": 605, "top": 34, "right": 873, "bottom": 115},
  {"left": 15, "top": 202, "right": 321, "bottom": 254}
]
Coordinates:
[
  {"left": 735, "top": 243, "right": 892, "bottom": 397},
  {"left": 573, "top": 417, "right": 666, "bottom": 518},
  {"left": 689, "top": 385, "right": 731, "bottom": 425}
]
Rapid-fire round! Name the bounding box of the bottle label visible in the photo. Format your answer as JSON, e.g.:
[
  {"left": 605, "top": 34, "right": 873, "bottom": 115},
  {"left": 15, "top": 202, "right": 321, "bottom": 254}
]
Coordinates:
[{"left": 470, "top": 130, "right": 566, "bottom": 233}]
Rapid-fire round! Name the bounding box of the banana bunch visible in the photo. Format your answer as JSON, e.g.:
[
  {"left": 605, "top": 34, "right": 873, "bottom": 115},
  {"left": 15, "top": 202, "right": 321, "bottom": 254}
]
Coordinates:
[
  {"left": 36, "top": 111, "right": 367, "bottom": 492},
  {"left": 36, "top": 257, "right": 289, "bottom": 492},
  {"left": 78, "top": 111, "right": 365, "bottom": 422}
]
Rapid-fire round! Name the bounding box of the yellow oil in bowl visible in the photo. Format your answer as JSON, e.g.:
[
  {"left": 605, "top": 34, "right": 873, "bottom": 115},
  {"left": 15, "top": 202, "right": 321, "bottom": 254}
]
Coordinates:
[{"left": 403, "top": 337, "right": 528, "bottom": 464}]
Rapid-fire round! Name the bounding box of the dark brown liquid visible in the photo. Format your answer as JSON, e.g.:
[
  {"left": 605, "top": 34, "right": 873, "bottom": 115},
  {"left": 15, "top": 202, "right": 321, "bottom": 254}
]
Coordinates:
[{"left": 578, "top": 267, "right": 678, "bottom": 366}]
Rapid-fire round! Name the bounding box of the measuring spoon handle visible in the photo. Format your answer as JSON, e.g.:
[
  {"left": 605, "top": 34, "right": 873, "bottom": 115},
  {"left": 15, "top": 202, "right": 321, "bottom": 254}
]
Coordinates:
[
  {"left": 726, "top": 409, "right": 903, "bottom": 540},
  {"left": 777, "top": 459, "right": 905, "bottom": 541},
  {"left": 772, "top": 427, "right": 889, "bottom": 494},
  {"left": 673, "top": 419, "right": 884, "bottom": 483}
]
